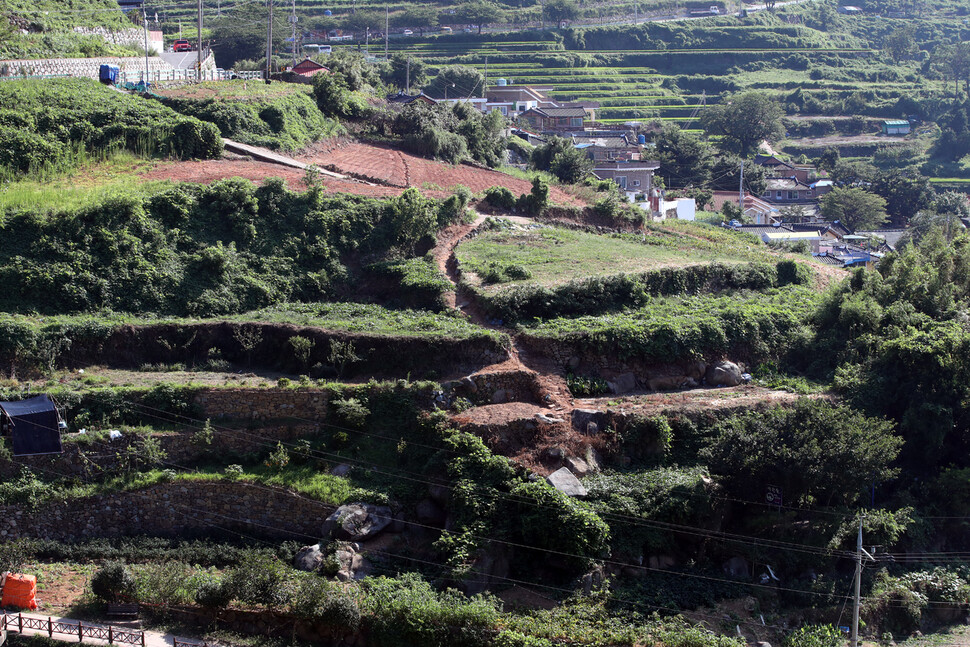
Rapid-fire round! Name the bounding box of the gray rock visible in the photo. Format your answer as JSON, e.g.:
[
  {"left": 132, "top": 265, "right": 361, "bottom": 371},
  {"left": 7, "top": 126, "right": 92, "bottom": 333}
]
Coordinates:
[
  {"left": 491, "top": 389, "right": 508, "bottom": 404},
  {"left": 535, "top": 413, "right": 564, "bottom": 424},
  {"left": 461, "top": 547, "right": 511, "bottom": 595},
  {"left": 323, "top": 503, "right": 393, "bottom": 541},
  {"left": 544, "top": 445, "right": 565, "bottom": 461},
  {"left": 608, "top": 372, "right": 638, "bottom": 394},
  {"left": 722, "top": 556, "right": 750, "bottom": 578},
  {"left": 567, "top": 356, "right": 581, "bottom": 370},
  {"left": 546, "top": 467, "right": 587, "bottom": 497},
  {"left": 571, "top": 409, "right": 606, "bottom": 436},
  {"left": 584, "top": 447, "right": 602, "bottom": 472},
  {"left": 461, "top": 376, "right": 478, "bottom": 393},
  {"left": 565, "top": 456, "right": 591, "bottom": 477},
  {"left": 648, "top": 555, "right": 676, "bottom": 569},
  {"left": 334, "top": 542, "right": 373, "bottom": 581},
  {"left": 331, "top": 464, "right": 352, "bottom": 477},
  {"left": 706, "top": 360, "right": 743, "bottom": 387},
  {"left": 293, "top": 543, "right": 325, "bottom": 572},
  {"left": 416, "top": 498, "right": 447, "bottom": 527},
  {"left": 428, "top": 484, "right": 450, "bottom": 504}
]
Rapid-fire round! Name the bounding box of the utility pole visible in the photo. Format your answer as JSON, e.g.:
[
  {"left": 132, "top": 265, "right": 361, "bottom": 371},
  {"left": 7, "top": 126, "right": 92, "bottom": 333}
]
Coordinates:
[
  {"left": 197, "top": 0, "right": 203, "bottom": 81},
  {"left": 142, "top": 5, "right": 150, "bottom": 86},
  {"left": 851, "top": 521, "right": 862, "bottom": 647},
  {"left": 738, "top": 159, "right": 744, "bottom": 215},
  {"left": 266, "top": 0, "right": 274, "bottom": 81},
  {"left": 385, "top": 7, "right": 389, "bottom": 60},
  {"left": 406, "top": 56, "right": 410, "bottom": 94},
  {"left": 291, "top": 0, "right": 297, "bottom": 67},
  {"left": 484, "top": 55, "right": 488, "bottom": 95}
]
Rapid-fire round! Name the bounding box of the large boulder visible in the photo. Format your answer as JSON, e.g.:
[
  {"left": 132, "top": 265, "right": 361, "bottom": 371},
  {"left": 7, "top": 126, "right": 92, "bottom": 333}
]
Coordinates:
[
  {"left": 546, "top": 467, "right": 587, "bottom": 497},
  {"left": 723, "top": 556, "right": 750, "bottom": 578},
  {"left": 294, "top": 543, "right": 325, "bottom": 572},
  {"left": 706, "top": 360, "right": 743, "bottom": 387},
  {"left": 415, "top": 498, "right": 447, "bottom": 527},
  {"left": 608, "top": 372, "right": 638, "bottom": 394},
  {"left": 334, "top": 542, "right": 373, "bottom": 582},
  {"left": 571, "top": 409, "right": 607, "bottom": 436},
  {"left": 323, "top": 503, "right": 393, "bottom": 541}
]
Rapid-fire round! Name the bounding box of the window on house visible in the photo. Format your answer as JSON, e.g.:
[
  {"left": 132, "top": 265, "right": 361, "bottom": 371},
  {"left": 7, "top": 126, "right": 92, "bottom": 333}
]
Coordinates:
[
  {"left": 788, "top": 191, "right": 799, "bottom": 199},
  {"left": 616, "top": 176, "right": 627, "bottom": 189},
  {"left": 633, "top": 179, "right": 641, "bottom": 187},
  {"left": 570, "top": 117, "right": 583, "bottom": 127},
  {"left": 499, "top": 106, "right": 508, "bottom": 115},
  {"left": 776, "top": 191, "right": 783, "bottom": 199},
  {"left": 763, "top": 191, "right": 771, "bottom": 197}
]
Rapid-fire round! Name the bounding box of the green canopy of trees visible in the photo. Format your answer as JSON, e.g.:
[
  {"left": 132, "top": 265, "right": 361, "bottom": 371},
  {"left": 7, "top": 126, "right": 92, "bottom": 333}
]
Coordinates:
[
  {"left": 819, "top": 186, "right": 889, "bottom": 231},
  {"left": 700, "top": 91, "right": 784, "bottom": 155}
]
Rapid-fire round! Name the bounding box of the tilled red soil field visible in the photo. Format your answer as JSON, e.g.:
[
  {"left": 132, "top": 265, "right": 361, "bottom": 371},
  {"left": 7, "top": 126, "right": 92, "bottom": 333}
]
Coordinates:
[
  {"left": 302, "top": 142, "right": 586, "bottom": 206},
  {"left": 139, "top": 159, "right": 427, "bottom": 199}
]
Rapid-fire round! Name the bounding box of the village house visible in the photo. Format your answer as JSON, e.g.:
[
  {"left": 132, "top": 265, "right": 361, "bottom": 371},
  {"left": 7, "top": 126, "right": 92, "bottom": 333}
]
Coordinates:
[
  {"left": 573, "top": 134, "right": 642, "bottom": 162},
  {"left": 290, "top": 58, "right": 330, "bottom": 78},
  {"left": 592, "top": 159, "right": 660, "bottom": 198},
  {"left": 517, "top": 106, "right": 589, "bottom": 133}
]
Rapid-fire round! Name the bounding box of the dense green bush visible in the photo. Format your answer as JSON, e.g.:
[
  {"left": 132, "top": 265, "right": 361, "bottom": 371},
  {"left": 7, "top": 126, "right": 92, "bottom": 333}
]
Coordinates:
[
  {"left": 162, "top": 84, "right": 340, "bottom": 151},
  {"left": 523, "top": 286, "right": 817, "bottom": 365},
  {"left": 0, "top": 79, "right": 221, "bottom": 177},
  {"left": 483, "top": 186, "right": 517, "bottom": 210},
  {"left": 484, "top": 261, "right": 797, "bottom": 323},
  {"left": 91, "top": 561, "right": 137, "bottom": 602},
  {"left": 362, "top": 574, "right": 500, "bottom": 647},
  {"left": 392, "top": 101, "right": 505, "bottom": 166},
  {"left": 0, "top": 180, "right": 451, "bottom": 317},
  {"left": 701, "top": 400, "right": 901, "bottom": 507}
]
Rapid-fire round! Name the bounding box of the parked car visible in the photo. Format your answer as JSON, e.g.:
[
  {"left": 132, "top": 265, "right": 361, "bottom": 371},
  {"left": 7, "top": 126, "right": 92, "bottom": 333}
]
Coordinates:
[
  {"left": 441, "top": 26, "right": 453, "bottom": 33},
  {"left": 173, "top": 39, "right": 192, "bottom": 52},
  {"left": 403, "top": 29, "right": 413, "bottom": 35}
]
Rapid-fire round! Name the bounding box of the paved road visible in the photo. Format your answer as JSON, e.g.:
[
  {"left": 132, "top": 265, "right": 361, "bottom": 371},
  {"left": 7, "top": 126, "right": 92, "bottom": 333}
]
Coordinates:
[
  {"left": 5, "top": 612, "right": 198, "bottom": 647},
  {"left": 160, "top": 51, "right": 197, "bottom": 69}
]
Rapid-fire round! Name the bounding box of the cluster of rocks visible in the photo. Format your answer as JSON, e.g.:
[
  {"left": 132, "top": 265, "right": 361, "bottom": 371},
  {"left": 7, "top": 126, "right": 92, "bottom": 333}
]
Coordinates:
[
  {"left": 294, "top": 502, "right": 405, "bottom": 581},
  {"left": 595, "top": 360, "right": 749, "bottom": 395}
]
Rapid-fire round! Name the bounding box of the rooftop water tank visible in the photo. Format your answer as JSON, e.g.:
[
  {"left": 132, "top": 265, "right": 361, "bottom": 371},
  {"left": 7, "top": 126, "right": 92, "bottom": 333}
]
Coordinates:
[
  {"left": 496, "top": 78, "right": 507, "bottom": 86},
  {"left": 324, "top": 9, "right": 332, "bottom": 15},
  {"left": 637, "top": 134, "right": 646, "bottom": 144}
]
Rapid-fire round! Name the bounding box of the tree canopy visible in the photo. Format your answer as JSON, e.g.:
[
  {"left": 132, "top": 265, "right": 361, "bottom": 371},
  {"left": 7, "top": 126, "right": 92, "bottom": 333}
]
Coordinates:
[
  {"left": 700, "top": 92, "right": 784, "bottom": 154},
  {"left": 819, "top": 186, "right": 889, "bottom": 231},
  {"left": 543, "top": 0, "right": 580, "bottom": 27},
  {"left": 425, "top": 65, "right": 485, "bottom": 99},
  {"left": 454, "top": 1, "right": 505, "bottom": 33},
  {"left": 654, "top": 124, "right": 713, "bottom": 187}
]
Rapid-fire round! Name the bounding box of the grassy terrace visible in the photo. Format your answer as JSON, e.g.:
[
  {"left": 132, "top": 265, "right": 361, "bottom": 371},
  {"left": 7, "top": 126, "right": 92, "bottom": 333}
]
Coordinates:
[
  {"left": 0, "top": 302, "right": 505, "bottom": 341},
  {"left": 520, "top": 285, "right": 820, "bottom": 361},
  {"left": 456, "top": 221, "right": 779, "bottom": 293}
]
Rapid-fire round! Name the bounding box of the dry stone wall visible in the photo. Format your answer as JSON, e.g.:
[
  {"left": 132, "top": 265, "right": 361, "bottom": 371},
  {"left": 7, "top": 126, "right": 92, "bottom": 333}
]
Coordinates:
[
  {"left": 0, "top": 481, "right": 328, "bottom": 543},
  {"left": 194, "top": 388, "right": 330, "bottom": 420}
]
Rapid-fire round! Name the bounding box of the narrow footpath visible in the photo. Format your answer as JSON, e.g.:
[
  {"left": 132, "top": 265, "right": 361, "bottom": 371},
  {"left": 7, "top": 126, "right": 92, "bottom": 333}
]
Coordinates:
[{"left": 3, "top": 612, "right": 206, "bottom": 647}]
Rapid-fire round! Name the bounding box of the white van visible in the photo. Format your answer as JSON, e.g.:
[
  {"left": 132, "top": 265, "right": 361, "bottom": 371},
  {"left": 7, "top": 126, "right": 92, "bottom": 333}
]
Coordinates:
[{"left": 305, "top": 44, "right": 332, "bottom": 55}]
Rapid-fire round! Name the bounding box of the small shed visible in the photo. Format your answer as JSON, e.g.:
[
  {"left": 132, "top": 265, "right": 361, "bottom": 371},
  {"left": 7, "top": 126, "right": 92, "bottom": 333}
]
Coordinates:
[
  {"left": 882, "top": 120, "right": 910, "bottom": 135},
  {"left": 291, "top": 58, "right": 331, "bottom": 77},
  {"left": 0, "top": 394, "right": 64, "bottom": 456}
]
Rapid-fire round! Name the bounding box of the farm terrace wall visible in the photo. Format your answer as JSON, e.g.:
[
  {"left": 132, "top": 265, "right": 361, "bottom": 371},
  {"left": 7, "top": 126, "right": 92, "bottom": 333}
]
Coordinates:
[
  {"left": 0, "top": 481, "right": 327, "bottom": 542},
  {"left": 0, "top": 420, "right": 320, "bottom": 480},
  {"left": 64, "top": 322, "right": 508, "bottom": 378},
  {"left": 194, "top": 388, "right": 330, "bottom": 420}
]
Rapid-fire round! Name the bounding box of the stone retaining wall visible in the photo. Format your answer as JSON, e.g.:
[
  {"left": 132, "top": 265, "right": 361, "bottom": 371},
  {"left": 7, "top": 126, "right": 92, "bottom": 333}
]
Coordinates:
[
  {"left": 0, "top": 56, "right": 174, "bottom": 79},
  {"left": 0, "top": 420, "right": 320, "bottom": 480},
  {"left": 0, "top": 481, "right": 328, "bottom": 543},
  {"left": 194, "top": 388, "right": 330, "bottom": 421}
]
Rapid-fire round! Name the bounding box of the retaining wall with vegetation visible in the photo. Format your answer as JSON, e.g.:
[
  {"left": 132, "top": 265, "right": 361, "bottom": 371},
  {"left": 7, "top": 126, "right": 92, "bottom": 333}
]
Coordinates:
[{"left": 0, "top": 481, "right": 327, "bottom": 542}]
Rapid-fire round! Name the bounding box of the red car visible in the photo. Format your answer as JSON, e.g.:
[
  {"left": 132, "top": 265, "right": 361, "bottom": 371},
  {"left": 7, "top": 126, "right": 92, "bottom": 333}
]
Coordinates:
[{"left": 173, "top": 39, "right": 192, "bottom": 52}]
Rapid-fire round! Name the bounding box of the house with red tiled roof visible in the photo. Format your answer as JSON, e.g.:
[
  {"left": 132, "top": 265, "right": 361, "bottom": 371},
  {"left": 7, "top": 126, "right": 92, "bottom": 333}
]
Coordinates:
[{"left": 291, "top": 58, "right": 330, "bottom": 77}]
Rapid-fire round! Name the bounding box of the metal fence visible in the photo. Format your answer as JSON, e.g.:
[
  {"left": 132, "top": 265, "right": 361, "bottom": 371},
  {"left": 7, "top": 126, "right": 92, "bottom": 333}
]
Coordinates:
[{"left": 2, "top": 612, "right": 145, "bottom": 646}]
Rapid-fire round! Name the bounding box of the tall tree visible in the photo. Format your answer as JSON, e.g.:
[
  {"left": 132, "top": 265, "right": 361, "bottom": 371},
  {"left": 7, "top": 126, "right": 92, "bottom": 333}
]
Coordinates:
[
  {"left": 872, "top": 169, "right": 934, "bottom": 227},
  {"left": 454, "top": 1, "right": 505, "bottom": 34},
  {"left": 543, "top": 0, "right": 580, "bottom": 28},
  {"left": 425, "top": 65, "right": 485, "bottom": 99},
  {"left": 700, "top": 92, "right": 784, "bottom": 155},
  {"left": 380, "top": 54, "right": 427, "bottom": 91},
  {"left": 654, "top": 124, "right": 713, "bottom": 187},
  {"left": 819, "top": 187, "right": 889, "bottom": 231},
  {"left": 396, "top": 6, "right": 439, "bottom": 36}
]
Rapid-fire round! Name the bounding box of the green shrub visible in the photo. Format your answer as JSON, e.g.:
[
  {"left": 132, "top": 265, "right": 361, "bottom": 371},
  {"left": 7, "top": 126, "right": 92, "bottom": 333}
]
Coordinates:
[
  {"left": 221, "top": 552, "right": 292, "bottom": 608},
  {"left": 782, "top": 625, "right": 845, "bottom": 647},
  {"left": 483, "top": 186, "right": 517, "bottom": 210},
  {"left": 91, "top": 562, "right": 137, "bottom": 602},
  {"left": 194, "top": 577, "right": 232, "bottom": 608}
]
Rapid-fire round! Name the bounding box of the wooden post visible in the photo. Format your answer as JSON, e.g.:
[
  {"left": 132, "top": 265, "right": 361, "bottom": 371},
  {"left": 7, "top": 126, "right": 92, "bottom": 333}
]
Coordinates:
[
  {"left": 142, "top": 630, "right": 146, "bottom": 647},
  {"left": 78, "top": 621, "right": 83, "bottom": 642},
  {"left": 18, "top": 614, "right": 22, "bottom": 634},
  {"left": 108, "top": 626, "right": 113, "bottom": 644},
  {"left": 48, "top": 617, "right": 52, "bottom": 638}
]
